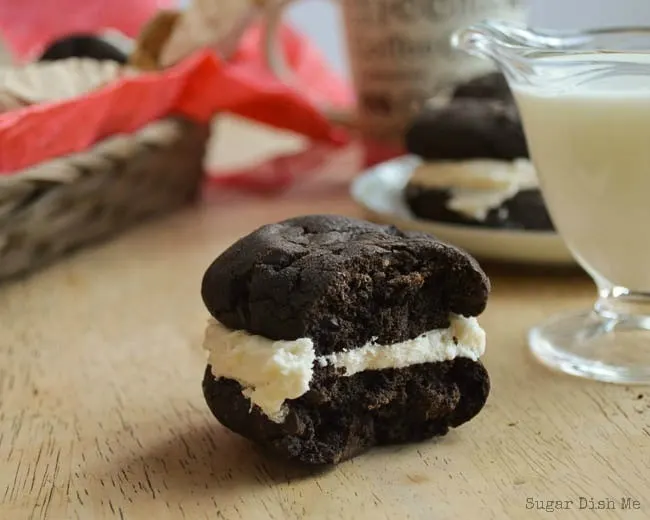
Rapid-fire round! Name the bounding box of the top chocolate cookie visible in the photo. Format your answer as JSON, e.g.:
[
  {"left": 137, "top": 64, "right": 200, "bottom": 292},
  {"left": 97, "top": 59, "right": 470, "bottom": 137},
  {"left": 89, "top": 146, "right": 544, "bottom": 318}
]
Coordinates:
[
  {"left": 201, "top": 215, "right": 489, "bottom": 355},
  {"left": 405, "top": 72, "right": 528, "bottom": 161},
  {"left": 452, "top": 71, "right": 513, "bottom": 102},
  {"left": 405, "top": 99, "right": 528, "bottom": 160}
]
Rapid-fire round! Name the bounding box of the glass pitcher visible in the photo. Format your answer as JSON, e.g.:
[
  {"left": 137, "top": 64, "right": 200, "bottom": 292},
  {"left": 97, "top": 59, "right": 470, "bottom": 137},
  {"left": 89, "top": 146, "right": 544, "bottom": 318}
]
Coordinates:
[{"left": 453, "top": 21, "right": 650, "bottom": 384}]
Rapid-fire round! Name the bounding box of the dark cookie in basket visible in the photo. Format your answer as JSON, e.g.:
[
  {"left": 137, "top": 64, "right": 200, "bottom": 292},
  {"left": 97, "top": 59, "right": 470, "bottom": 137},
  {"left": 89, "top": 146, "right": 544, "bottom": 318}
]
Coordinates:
[
  {"left": 200, "top": 215, "right": 491, "bottom": 465},
  {"left": 405, "top": 99, "right": 528, "bottom": 161},
  {"left": 39, "top": 34, "right": 128, "bottom": 63}
]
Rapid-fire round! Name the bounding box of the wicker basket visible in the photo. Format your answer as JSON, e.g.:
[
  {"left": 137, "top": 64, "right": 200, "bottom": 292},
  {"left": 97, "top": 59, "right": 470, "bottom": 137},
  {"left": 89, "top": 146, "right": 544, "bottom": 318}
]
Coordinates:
[{"left": 0, "top": 116, "right": 209, "bottom": 281}]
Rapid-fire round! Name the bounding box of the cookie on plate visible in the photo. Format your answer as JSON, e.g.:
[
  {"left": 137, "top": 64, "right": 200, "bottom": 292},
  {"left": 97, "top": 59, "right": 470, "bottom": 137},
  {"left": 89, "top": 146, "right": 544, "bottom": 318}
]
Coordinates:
[
  {"left": 406, "top": 98, "right": 528, "bottom": 161},
  {"left": 201, "top": 215, "right": 491, "bottom": 465},
  {"left": 404, "top": 74, "right": 553, "bottom": 231},
  {"left": 405, "top": 159, "right": 554, "bottom": 231},
  {"left": 451, "top": 71, "right": 513, "bottom": 102}
]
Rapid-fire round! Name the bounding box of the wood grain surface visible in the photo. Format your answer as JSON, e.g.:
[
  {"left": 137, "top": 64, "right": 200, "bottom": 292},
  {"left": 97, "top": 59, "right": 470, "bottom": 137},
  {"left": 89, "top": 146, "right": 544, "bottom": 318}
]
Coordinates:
[{"left": 1, "top": 120, "right": 649, "bottom": 520}]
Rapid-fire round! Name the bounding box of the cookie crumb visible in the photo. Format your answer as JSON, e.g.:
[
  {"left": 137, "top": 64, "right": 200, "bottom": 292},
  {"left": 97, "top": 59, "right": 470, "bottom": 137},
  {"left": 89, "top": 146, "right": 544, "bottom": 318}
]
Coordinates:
[{"left": 406, "top": 474, "right": 429, "bottom": 484}]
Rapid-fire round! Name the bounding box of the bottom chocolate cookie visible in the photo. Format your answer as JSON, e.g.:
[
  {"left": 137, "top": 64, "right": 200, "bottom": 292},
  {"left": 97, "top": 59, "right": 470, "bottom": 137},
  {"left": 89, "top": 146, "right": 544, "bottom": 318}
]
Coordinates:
[
  {"left": 405, "top": 184, "right": 555, "bottom": 231},
  {"left": 202, "top": 359, "right": 490, "bottom": 465}
]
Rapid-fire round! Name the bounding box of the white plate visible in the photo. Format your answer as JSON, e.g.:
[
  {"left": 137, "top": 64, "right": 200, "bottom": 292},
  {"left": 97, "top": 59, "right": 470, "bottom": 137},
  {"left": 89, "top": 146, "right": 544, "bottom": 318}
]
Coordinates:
[{"left": 350, "top": 156, "right": 575, "bottom": 266}]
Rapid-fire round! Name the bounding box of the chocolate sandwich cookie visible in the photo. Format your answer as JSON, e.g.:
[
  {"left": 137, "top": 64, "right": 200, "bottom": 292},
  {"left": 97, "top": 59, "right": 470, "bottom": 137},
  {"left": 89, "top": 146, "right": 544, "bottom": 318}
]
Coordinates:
[
  {"left": 405, "top": 160, "right": 554, "bottom": 231},
  {"left": 403, "top": 73, "right": 553, "bottom": 231},
  {"left": 201, "top": 215, "right": 491, "bottom": 465}
]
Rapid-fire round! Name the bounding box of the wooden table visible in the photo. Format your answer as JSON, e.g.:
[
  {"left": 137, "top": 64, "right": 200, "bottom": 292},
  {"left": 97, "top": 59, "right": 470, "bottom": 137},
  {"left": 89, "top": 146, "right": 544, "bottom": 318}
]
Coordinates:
[{"left": 1, "top": 119, "right": 648, "bottom": 520}]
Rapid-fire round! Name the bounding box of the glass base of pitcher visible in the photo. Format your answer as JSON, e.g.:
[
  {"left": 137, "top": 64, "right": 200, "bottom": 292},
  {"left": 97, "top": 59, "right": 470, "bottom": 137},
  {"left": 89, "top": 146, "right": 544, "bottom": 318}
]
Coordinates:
[{"left": 529, "top": 308, "right": 650, "bottom": 385}]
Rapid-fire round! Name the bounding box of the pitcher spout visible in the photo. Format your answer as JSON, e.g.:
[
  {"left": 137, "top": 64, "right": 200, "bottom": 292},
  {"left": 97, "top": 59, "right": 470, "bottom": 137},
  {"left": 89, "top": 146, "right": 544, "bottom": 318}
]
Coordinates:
[
  {"left": 453, "top": 21, "right": 599, "bottom": 81},
  {"left": 450, "top": 24, "right": 507, "bottom": 81},
  {"left": 458, "top": 22, "right": 551, "bottom": 60},
  {"left": 452, "top": 22, "right": 526, "bottom": 79},
  {"left": 454, "top": 21, "right": 650, "bottom": 86}
]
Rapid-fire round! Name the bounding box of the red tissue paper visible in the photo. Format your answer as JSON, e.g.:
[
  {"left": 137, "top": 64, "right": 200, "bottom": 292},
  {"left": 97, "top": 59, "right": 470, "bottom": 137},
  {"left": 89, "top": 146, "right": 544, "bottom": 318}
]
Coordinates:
[{"left": 0, "top": 22, "right": 353, "bottom": 176}]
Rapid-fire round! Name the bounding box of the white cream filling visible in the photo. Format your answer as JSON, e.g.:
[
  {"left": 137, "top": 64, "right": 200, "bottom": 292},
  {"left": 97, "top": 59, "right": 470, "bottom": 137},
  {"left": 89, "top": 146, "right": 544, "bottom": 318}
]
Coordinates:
[
  {"left": 203, "top": 315, "right": 486, "bottom": 423},
  {"left": 410, "top": 159, "right": 538, "bottom": 221}
]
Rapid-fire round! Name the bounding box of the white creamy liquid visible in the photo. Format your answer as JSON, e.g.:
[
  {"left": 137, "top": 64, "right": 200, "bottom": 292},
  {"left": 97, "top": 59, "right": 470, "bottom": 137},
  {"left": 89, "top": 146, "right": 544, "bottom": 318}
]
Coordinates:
[{"left": 514, "top": 53, "right": 650, "bottom": 291}]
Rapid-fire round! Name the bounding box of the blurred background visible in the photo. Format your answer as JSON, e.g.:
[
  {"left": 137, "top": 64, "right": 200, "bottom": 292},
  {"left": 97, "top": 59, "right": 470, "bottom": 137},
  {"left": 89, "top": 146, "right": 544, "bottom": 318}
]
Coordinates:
[
  {"left": 5, "top": 0, "right": 650, "bottom": 73},
  {"left": 277, "top": 0, "right": 650, "bottom": 78}
]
